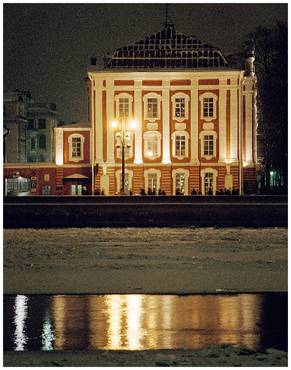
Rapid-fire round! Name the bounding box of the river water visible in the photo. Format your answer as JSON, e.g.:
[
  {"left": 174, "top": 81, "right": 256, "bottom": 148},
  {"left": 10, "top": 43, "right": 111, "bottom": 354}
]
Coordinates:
[{"left": 4, "top": 293, "right": 287, "bottom": 352}]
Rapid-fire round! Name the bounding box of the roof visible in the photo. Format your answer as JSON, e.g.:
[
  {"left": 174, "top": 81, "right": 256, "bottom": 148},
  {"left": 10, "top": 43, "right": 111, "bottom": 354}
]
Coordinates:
[
  {"left": 104, "top": 24, "right": 228, "bottom": 70},
  {"left": 57, "top": 122, "right": 91, "bottom": 129}
]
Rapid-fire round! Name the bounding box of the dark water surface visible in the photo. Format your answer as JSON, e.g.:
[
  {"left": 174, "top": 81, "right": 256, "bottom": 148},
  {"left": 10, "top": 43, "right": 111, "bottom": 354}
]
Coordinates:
[{"left": 4, "top": 293, "right": 287, "bottom": 352}]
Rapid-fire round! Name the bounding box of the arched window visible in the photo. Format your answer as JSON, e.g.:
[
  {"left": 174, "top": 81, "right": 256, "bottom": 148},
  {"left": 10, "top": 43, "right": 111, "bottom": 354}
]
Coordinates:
[
  {"left": 144, "top": 131, "right": 161, "bottom": 159},
  {"left": 68, "top": 134, "right": 85, "bottom": 161},
  {"left": 39, "top": 135, "right": 46, "bottom": 149}
]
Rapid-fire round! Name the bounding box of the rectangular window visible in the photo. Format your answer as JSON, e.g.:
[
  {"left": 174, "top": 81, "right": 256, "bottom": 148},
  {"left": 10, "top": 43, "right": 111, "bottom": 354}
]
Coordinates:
[
  {"left": 38, "top": 119, "right": 46, "bottom": 129},
  {"left": 31, "top": 138, "right": 36, "bottom": 151},
  {"left": 148, "top": 173, "right": 157, "bottom": 194},
  {"left": 28, "top": 119, "right": 34, "bottom": 129},
  {"left": 203, "top": 135, "right": 214, "bottom": 156},
  {"left": 72, "top": 137, "right": 81, "bottom": 157},
  {"left": 175, "top": 98, "right": 185, "bottom": 118},
  {"left": 119, "top": 98, "right": 129, "bottom": 119},
  {"left": 175, "top": 135, "right": 186, "bottom": 156},
  {"left": 204, "top": 173, "right": 214, "bottom": 194},
  {"left": 146, "top": 136, "right": 159, "bottom": 157},
  {"left": 6, "top": 178, "right": 31, "bottom": 195},
  {"left": 176, "top": 173, "right": 185, "bottom": 195},
  {"left": 203, "top": 98, "right": 214, "bottom": 118},
  {"left": 71, "top": 184, "right": 82, "bottom": 196},
  {"left": 44, "top": 174, "right": 50, "bottom": 182},
  {"left": 147, "top": 98, "right": 158, "bottom": 118},
  {"left": 42, "top": 185, "right": 51, "bottom": 195},
  {"left": 116, "top": 132, "right": 132, "bottom": 159},
  {"left": 119, "top": 173, "right": 130, "bottom": 194}
]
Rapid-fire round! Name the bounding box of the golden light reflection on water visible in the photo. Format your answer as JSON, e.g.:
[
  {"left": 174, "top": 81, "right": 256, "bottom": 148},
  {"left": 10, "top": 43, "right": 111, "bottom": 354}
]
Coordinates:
[{"left": 50, "top": 294, "right": 263, "bottom": 350}]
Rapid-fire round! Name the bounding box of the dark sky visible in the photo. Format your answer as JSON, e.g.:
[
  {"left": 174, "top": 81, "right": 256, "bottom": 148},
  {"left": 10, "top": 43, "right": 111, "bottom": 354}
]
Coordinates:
[{"left": 4, "top": 3, "right": 287, "bottom": 123}]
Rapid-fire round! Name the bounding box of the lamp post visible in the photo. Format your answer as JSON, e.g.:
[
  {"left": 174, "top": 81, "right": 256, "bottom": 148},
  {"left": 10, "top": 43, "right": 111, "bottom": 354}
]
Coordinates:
[{"left": 112, "top": 118, "right": 137, "bottom": 195}]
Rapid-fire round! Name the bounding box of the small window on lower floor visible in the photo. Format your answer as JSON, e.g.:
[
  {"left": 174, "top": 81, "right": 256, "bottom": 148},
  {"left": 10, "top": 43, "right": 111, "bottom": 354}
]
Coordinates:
[
  {"left": 176, "top": 173, "right": 186, "bottom": 195},
  {"left": 204, "top": 173, "right": 214, "bottom": 194},
  {"left": 148, "top": 173, "right": 158, "bottom": 194}
]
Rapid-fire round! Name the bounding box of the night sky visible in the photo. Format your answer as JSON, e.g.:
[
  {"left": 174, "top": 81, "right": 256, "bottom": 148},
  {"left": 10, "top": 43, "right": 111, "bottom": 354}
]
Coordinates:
[{"left": 4, "top": 3, "right": 287, "bottom": 123}]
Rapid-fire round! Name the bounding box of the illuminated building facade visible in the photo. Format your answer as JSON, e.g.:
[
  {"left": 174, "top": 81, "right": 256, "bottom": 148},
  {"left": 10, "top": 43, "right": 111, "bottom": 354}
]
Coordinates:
[
  {"left": 87, "top": 23, "right": 258, "bottom": 195},
  {"left": 4, "top": 24, "right": 258, "bottom": 195}
]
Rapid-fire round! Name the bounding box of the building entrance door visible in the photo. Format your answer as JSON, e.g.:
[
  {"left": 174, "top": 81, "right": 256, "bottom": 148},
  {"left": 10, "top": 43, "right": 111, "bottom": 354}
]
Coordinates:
[{"left": 71, "top": 184, "right": 82, "bottom": 195}]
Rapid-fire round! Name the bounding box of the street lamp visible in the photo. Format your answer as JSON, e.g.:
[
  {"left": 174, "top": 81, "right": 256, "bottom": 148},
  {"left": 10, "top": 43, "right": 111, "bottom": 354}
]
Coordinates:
[{"left": 112, "top": 118, "right": 137, "bottom": 194}]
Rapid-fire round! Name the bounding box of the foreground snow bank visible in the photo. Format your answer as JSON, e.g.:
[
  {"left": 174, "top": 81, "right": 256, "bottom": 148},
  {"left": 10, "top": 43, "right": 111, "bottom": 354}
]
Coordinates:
[
  {"left": 4, "top": 227, "right": 287, "bottom": 294},
  {"left": 4, "top": 345, "right": 287, "bottom": 367}
]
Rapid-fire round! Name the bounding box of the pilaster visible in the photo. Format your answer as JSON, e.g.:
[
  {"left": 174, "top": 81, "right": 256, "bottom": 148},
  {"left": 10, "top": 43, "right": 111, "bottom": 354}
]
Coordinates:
[
  {"left": 134, "top": 80, "right": 143, "bottom": 164},
  {"left": 106, "top": 79, "right": 115, "bottom": 164},
  {"left": 190, "top": 78, "right": 199, "bottom": 163},
  {"left": 218, "top": 78, "right": 227, "bottom": 161},
  {"left": 162, "top": 80, "right": 171, "bottom": 164},
  {"left": 230, "top": 78, "right": 238, "bottom": 160}
]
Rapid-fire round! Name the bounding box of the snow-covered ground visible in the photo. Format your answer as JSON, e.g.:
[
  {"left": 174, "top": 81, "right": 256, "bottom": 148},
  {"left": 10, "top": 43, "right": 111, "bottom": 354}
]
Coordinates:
[
  {"left": 4, "top": 227, "right": 287, "bottom": 294},
  {"left": 3, "top": 345, "right": 288, "bottom": 367}
]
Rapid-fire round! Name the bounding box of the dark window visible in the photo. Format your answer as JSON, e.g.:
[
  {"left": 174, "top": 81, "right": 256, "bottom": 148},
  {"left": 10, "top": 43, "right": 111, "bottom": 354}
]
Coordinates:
[
  {"left": 31, "top": 137, "right": 36, "bottom": 150},
  {"left": 39, "top": 135, "right": 46, "bottom": 149},
  {"left": 28, "top": 119, "right": 34, "bottom": 129},
  {"left": 38, "top": 119, "right": 46, "bottom": 129}
]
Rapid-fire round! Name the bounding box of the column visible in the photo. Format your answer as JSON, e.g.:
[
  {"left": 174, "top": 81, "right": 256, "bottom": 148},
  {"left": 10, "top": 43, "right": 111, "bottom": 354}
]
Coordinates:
[
  {"left": 162, "top": 80, "right": 171, "bottom": 164},
  {"left": 230, "top": 79, "right": 238, "bottom": 160},
  {"left": 190, "top": 78, "right": 198, "bottom": 163},
  {"left": 134, "top": 80, "right": 143, "bottom": 164},
  {"left": 95, "top": 78, "right": 103, "bottom": 163},
  {"left": 218, "top": 78, "right": 227, "bottom": 161},
  {"left": 54, "top": 128, "right": 63, "bottom": 165},
  {"left": 106, "top": 79, "right": 115, "bottom": 164},
  {"left": 245, "top": 92, "right": 253, "bottom": 163}
]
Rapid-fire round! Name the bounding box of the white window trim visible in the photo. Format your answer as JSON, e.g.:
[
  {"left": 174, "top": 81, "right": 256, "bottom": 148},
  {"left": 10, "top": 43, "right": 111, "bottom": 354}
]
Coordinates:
[
  {"left": 171, "top": 92, "right": 190, "bottom": 122},
  {"left": 68, "top": 134, "right": 85, "bottom": 162},
  {"left": 144, "top": 168, "right": 161, "bottom": 193},
  {"left": 172, "top": 168, "right": 189, "bottom": 195},
  {"left": 143, "top": 92, "right": 162, "bottom": 121},
  {"left": 199, "top": 130, "right": 218, "bottom": 160},
  {"left": 144, "top": 131, "right": 162, "bottom": 160},
  {"left": 115, "top": 169, "right": 133, "bottom": 193},
  {"left": 200, "top": 168, "right": 218, "bottom": 195},
  {"left": 199, "top": 92, "right": 218, "bottom": 122},
  {"left": 171, "top": 130, "right": 189, "bottom": 160},
  {"left": 114, "top": 92, "right": 133, "bottom": 119},
  {"left": 115, "top": 131, "right": 134, "bottom": 159}
]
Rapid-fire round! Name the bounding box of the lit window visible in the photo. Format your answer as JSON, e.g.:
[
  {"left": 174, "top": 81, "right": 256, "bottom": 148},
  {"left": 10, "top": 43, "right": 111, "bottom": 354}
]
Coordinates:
[
  {"left": 175, "top": 135, "right": 186, "bottom": 157},
  {"left": 116, "top": 132, "right": 133, "bottom": 159},
  {"left": 119, "top": 98, "right": 129, "bottom": 119},
  {"left": 175, "top": 173, "right": 186, "bottom": 195},
  {"left": 203, "top": 135, "right": 214, "bottom": 156},
  {"left": 148, "top": 173, "right": 158, "bottom": 194},
  {"left": 175, "top": 98, "right": 185, "bottom": 118},
  {"left": 204, "top": 173, "right": 214, "bottom": 194},
  {"left": 72, "top": 137, "right": 81, "bottom": 157},
  {"left": 119, "top": 173, "right": 130, "bottom": 193},
  {"left": 68, "top": 134, "right": 85, "bottom": 162},
  {"left": 145, "top": 134, "right": 159, "bottom": 158},
  {"left": 199, "top": 93, "right": 217, "bottom": 121},
  {"left": 147, "top": 98, "right": 158, "bottom": 118},
  {"left": 203, "top": 98, "right": 214, "bottom": 118}
]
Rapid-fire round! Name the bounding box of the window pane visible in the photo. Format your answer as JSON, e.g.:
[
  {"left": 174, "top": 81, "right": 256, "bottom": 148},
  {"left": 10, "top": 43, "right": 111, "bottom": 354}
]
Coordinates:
[
  {"left": 147, "top": 98, "right": 158, "bottom": 118},
  {"left": 119, "top": 98, "right": 129, "bottom": 118}
]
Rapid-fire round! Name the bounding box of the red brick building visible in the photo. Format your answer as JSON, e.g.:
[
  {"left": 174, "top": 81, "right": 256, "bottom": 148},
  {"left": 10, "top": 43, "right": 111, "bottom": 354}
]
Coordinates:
[{"left": 4, "top": 24, "right": 258, "bottom": 196}]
